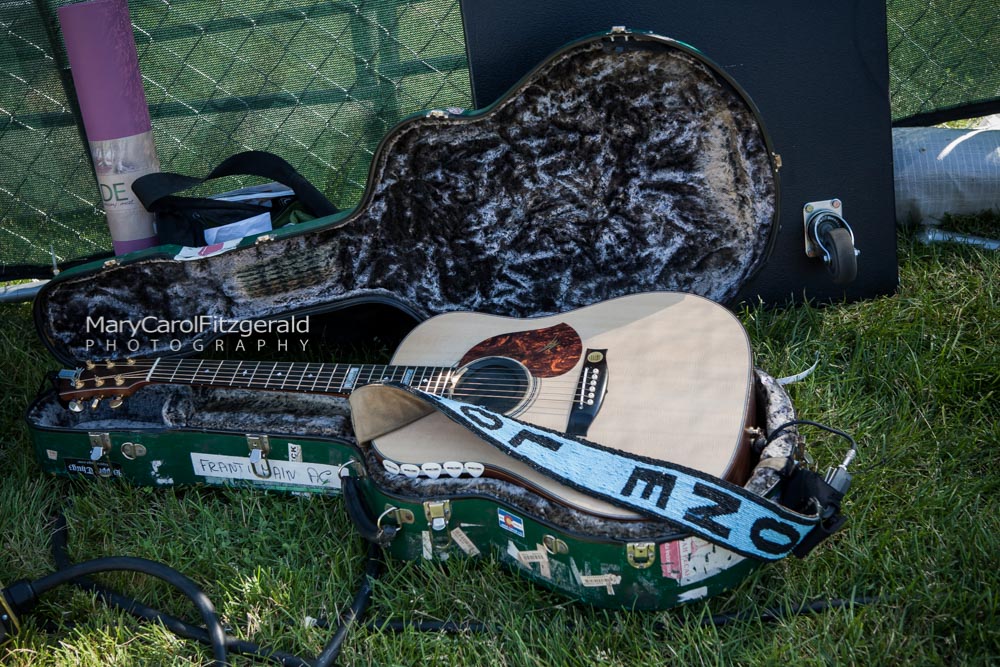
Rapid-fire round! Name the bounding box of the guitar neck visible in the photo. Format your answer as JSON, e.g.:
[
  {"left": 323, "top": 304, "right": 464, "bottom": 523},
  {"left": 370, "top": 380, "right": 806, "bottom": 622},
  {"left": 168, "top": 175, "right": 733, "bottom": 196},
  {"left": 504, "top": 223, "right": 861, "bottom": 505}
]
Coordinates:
[{"left": 145, "top": 358, "right": 454, "bottom": 397}]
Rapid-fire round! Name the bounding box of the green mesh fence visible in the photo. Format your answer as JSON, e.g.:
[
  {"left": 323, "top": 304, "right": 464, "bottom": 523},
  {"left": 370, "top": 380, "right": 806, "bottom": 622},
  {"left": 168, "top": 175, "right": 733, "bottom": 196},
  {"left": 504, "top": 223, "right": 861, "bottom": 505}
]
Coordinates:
[
  {"left": 887, "top": 0, "right": 1000, "bottom": 125},
  {"left": 1, "top": 0, "right": 471, "bottom": 278},
  {"left": 1, "top": 2, "right": 998, "bottom": 279}
]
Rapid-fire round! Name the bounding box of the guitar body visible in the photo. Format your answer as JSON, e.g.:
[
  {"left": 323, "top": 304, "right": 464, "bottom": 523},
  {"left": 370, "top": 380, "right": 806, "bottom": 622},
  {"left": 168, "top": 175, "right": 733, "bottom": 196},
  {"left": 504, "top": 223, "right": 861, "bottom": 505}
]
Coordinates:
[{"left": 362, "top": 292, "right": 755, "bottom": 519}]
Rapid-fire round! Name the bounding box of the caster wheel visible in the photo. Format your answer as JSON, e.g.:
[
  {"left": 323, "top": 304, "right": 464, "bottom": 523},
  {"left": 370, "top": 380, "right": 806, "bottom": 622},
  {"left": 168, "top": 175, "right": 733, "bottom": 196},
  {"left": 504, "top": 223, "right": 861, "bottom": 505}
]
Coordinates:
[{"left": 824, "top": 226, "right": 858, "bottom": 285}]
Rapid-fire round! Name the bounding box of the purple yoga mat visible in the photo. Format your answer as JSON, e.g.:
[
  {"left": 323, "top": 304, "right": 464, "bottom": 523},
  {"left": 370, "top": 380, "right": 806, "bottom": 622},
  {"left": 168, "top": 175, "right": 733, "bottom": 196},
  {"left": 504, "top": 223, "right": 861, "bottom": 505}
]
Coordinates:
[
  {"left": 59, "top": 0, "right": 160, "bottom": 254},
  {"left": 59, "top": 0, "right": 151, "bottom": 141}
]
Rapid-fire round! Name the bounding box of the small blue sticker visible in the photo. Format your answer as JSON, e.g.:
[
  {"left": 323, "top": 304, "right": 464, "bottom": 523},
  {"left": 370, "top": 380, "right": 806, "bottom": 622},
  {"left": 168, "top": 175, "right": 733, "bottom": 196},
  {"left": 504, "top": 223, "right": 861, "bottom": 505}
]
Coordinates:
[{"left": 498, "top": 508, "right": 525, "bottom": 537}]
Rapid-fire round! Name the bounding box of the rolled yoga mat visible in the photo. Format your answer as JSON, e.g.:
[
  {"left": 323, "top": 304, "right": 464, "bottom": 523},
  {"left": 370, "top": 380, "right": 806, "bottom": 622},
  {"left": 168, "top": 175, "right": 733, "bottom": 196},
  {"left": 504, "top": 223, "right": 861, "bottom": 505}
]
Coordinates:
[{"left": 59, "top": 0, "right": 160, "bottom": 254}]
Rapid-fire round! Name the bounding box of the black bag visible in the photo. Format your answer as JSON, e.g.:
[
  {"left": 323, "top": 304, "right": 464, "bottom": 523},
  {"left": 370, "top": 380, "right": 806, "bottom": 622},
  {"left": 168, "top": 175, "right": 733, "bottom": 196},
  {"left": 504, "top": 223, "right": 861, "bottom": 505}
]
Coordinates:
[{"left": 132, "top": 151, "right": 339, "bottom": 246}]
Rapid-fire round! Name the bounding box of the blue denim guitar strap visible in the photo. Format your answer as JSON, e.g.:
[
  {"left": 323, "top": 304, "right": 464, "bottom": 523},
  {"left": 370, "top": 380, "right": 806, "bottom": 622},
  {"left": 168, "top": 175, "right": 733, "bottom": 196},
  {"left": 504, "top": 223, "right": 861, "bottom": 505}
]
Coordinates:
[{"left": 376, "top": 384, "right": 820, "bottom": 562}]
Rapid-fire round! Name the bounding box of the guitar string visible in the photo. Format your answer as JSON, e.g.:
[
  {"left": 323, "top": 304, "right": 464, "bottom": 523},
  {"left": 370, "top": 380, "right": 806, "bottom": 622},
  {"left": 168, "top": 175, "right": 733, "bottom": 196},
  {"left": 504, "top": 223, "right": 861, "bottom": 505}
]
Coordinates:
[
  {"left": 71, "top": 363, "right": 591, "bottom": 392},
  {"left": 65, "top": 379, "right": 593, "bottom": 412},
  {"left": 70, "top": 366, "right": 588, "bottom": 389}
]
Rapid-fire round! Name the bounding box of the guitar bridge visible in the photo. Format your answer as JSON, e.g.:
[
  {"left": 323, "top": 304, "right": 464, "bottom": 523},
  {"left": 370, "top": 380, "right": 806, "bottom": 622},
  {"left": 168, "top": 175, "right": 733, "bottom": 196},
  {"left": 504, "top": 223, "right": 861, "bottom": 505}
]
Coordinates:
[{"left": 566, "top": 349, "right": 608, "bottom": 437}]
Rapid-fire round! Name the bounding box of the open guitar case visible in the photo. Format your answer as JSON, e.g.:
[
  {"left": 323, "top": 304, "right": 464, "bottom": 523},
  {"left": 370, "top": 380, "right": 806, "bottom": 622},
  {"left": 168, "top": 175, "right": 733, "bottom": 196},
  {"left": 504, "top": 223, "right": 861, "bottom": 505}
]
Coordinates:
[{"left": 27, "top": 30, "right": 818, "bottom": 609}]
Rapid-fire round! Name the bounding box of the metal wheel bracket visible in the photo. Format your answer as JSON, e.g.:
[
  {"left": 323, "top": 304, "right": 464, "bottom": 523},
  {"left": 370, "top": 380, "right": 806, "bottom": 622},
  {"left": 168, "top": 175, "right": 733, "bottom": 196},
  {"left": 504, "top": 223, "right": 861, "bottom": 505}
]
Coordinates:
[{"left": 803, "top": 199, "right": 860, "bottom": 284}]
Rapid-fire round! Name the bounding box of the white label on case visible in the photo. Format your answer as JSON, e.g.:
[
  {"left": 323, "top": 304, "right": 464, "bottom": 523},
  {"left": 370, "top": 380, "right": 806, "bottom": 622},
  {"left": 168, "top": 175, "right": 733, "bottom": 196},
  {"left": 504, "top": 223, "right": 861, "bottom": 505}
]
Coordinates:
[
  {"left": 190, "top": 453, "right": 342, "bottom": 489},
  {"left": 450, "top": 527, "right": 481, "bottom": 556}
]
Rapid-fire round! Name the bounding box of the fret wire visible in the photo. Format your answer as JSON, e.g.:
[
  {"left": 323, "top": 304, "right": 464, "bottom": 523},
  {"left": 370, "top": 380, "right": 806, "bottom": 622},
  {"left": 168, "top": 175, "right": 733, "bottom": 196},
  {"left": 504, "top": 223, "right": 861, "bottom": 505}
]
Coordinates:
[
  {"left": 264, "top": 360, "right": 278, "bottom": 388},
  {"left": 310, "top": 363, "right": 322, "bottom": 392},
  {"left": 231, "top": 360, "right": 242, "bottom": 387},
  {"left": 324, "top": 363, "right": 338, "bottom": 393},
  {"left": 209, "top": 360, "right": 222, "bottom": 385},
  {"left": 338, "top": 364, "right": 350, "bottom": 394}
]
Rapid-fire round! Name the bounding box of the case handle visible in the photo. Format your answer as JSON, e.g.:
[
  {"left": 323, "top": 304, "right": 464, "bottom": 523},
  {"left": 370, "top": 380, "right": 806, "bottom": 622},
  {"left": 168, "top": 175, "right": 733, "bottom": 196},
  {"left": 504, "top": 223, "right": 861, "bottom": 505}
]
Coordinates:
[{"left": 341, "top": 473, "right": 398, "bottom": 548}]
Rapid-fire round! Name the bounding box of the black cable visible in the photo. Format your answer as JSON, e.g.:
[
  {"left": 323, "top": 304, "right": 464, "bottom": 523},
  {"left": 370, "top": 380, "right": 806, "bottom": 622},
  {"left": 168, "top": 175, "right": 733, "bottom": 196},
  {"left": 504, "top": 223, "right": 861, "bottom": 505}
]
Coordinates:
[
  {"left": 15, "top": 557, "right": 228, "bottom": 666},
  {"left": 49, "top": 515, "right": 308, "bottom": 666},
  {"left": 45, "top": 512, "right": 383, "bottom": 666},
  {"left": 703, "top": 596, "right": 878, "bottom": 627},
  {"left": 312, "top": 543, "right": 382, "bottom": 667},
  {"left": 765, "top": 419, "right": 857, "bottom": 454}
]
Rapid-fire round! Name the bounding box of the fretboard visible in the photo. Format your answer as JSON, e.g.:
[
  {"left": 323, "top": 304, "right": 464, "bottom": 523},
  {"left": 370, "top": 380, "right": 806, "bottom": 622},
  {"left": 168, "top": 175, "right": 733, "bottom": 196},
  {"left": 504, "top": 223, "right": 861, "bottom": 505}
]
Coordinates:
[{"left": 146, "top": 358, "right": 454, "bottom": 396}]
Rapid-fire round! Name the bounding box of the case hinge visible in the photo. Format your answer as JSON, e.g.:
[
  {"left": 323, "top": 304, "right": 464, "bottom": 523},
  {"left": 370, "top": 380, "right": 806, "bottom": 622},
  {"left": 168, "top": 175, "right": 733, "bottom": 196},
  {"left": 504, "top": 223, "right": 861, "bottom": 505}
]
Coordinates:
[
  {"left": 626, "top": 542, "right": 657, "bottom": 569},
  {"left": 386, "top": 505, "right": 415, "bottom": 525},
  {"left": 542, "top": 534, "right": 569, "bottom": 555}
]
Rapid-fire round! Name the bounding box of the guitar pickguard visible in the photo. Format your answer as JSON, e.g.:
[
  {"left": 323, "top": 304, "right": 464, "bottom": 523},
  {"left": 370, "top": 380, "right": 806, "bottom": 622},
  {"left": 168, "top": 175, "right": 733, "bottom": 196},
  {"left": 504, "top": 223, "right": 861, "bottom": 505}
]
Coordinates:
[{"left": 458, "top": 322, "right": 582, "bottom": 378}]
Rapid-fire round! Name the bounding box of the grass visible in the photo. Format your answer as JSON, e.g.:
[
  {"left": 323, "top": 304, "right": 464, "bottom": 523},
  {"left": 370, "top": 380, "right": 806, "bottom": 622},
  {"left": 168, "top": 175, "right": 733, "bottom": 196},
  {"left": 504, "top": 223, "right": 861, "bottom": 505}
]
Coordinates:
[{"left": 1, "top": 214, "right": 999, "bottom": 665}]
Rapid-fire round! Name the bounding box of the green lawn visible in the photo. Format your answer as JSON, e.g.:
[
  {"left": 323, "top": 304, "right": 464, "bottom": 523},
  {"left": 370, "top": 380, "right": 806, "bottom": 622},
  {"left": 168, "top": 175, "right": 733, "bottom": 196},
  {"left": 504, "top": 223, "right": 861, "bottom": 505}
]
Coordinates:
[{"left": 1, "top": 215, "right": 998, "bottom": 665}]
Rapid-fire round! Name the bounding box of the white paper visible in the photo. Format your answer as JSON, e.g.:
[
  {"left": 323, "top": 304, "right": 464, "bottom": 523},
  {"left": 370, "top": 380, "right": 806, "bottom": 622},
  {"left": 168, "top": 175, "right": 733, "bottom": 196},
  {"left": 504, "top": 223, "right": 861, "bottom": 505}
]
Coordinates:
[{"left": 203, "top": 212, "right": 272, "bottom": 244}]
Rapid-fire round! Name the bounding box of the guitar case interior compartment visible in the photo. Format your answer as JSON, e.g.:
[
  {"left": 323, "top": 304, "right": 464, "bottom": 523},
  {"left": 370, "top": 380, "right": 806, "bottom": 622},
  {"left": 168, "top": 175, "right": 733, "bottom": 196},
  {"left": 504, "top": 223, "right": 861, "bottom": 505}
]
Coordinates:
[{"left": 28, "top": 29, "right": 807, "bottom": 609}]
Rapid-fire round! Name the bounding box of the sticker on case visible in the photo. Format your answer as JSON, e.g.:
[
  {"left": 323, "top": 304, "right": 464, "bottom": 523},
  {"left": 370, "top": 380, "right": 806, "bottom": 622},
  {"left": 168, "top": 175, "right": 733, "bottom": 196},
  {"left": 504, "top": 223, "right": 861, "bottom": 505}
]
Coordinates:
[
  {"left": 450, "top": 527, "right": 481, "bottom": 557},
  {"left": 507, "top": 542, "right": 551, "bottom": 579},
  {"left": 570, "top": 558, "right": 621, "bottom": 595},
  {"left": 498, "top": 508, "right": 525, "bottom": 537},
  {"left": 660, "top": 537, "right": 744, "bottom": 586}
]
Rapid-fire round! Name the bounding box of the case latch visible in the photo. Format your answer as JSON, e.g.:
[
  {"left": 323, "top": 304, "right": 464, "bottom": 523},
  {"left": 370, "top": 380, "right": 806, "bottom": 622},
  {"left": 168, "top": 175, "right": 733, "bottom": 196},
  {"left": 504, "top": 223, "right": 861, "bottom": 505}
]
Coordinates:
[
  {"left": 626, "top": 542, "right": 657, "bottom": 569},
  {"left": 246, "top": 434, "right": 272, "bottom": 479},
  {"left": 423, "top": 500, "right": 451, "bottom": 531},
  {"left": 88, "top": 432, "right": 111, "bottom": 462}
]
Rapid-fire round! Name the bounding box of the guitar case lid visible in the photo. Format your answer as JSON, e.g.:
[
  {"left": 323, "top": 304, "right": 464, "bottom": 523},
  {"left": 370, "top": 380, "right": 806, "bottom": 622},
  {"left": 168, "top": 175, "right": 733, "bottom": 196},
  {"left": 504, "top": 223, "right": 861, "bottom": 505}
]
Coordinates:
[{"left": 35, "top": 29, "right": 778, "bottom": 366}]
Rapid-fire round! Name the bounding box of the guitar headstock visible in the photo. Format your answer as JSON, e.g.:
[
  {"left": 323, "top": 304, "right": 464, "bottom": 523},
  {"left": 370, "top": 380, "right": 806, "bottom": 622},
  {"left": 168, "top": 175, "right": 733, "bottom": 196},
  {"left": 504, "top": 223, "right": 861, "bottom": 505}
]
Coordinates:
[{"left": 57, "top": 359, "right": 152, "bottom": 412}]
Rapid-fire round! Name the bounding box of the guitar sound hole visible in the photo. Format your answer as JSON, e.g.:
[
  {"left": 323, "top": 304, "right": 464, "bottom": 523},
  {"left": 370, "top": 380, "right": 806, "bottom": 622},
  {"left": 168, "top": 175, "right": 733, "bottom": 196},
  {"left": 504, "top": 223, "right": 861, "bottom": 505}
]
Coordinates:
[{"left": 449, "top": 357, "right": 531, "bottom": 415}]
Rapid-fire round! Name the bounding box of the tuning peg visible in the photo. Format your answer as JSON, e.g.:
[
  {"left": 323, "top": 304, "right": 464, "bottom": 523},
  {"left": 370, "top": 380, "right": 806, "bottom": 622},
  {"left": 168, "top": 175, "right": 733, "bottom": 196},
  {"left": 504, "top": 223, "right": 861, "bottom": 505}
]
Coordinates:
[
  {"left": 85, "top": 360, "right": 95, "bottom": 370},
  {"left": 68, "top": 400, "right": 84, "bottom": 413},
  {"left": 90, "top": 397, "right": 102, "bottom": 410},
  {"left": 126, "top": 358, "right": 135, "bottom": 365},
  {"left": 93, "top": 378, "right": 105, "bottom": 387},
  {"left": 114, "top": 375, "right": 125, "bottom": 386},
  {"left": 105, "top": 360, "right": 116, "bottom": 369},
  {"left": 109, "top": 396, "right": 124, "bottom": 409}
]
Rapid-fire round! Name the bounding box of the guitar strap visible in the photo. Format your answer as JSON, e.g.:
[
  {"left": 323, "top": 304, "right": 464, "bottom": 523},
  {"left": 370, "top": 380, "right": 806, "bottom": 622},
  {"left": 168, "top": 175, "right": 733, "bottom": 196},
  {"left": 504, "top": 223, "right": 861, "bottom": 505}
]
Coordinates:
[{"left": 351, "top": 383, "right": 824, "bottom": 562}]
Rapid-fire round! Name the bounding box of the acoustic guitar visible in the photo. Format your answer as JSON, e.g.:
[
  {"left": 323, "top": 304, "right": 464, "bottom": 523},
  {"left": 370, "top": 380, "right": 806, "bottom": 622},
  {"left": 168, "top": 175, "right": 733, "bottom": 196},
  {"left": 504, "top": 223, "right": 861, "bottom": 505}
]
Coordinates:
[{"left": 58, "top": 292, "right": 755, "bottom": 520}]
